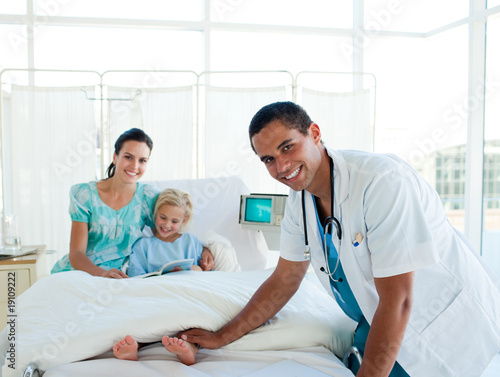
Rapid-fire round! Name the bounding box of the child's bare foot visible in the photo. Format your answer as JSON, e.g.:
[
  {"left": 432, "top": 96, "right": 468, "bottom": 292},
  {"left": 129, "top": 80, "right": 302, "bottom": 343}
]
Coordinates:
[
  {"left": 162, "top": 335, "right": 198, "bottom": 366},
  {"left": 113, "top": 335, "right": 139, "bottom": 361}
]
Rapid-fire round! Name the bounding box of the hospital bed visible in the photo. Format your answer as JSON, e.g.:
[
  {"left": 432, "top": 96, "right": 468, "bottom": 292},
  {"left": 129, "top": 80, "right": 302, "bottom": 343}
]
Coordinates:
[{"left": 0, "top": 176, "right": 358, "bottom": 377}]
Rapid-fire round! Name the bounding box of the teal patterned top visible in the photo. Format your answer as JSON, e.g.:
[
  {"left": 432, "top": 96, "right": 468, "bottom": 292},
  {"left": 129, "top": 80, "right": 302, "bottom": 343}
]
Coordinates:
[{"left": 51, "top": 181, "right": 158, "bottom": 273}]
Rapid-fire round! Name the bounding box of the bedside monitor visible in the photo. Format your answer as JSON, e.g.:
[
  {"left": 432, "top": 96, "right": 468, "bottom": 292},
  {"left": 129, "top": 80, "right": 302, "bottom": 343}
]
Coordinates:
[{"left": 239, "top": 194, "right": 287, "bottom": 231}]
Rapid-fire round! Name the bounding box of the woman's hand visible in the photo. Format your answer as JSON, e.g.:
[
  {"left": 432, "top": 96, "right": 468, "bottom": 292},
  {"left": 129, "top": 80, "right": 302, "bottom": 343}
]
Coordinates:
[
  {"left": 101, "top": 268, "right": 129, "bottom": 279},
  {"left": 70, "top": 221, "right": 128, "bottom": 278},
  {"left": 199, "top": 247, "right": 214, "bottom": 271}
]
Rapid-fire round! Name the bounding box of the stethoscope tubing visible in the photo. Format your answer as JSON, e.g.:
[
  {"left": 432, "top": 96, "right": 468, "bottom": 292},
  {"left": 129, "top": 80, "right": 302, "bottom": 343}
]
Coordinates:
[{"left": 301, "top": 158, "right": 342, "bottom": 281}]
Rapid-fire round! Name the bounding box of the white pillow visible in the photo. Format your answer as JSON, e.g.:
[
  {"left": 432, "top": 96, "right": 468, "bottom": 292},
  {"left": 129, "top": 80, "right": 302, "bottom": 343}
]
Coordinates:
[{"left": 201, "top": 231, "right": 241, "bottom": 272}]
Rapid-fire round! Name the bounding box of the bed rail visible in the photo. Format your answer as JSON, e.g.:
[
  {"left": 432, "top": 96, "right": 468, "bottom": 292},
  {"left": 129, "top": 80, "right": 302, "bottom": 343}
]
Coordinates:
[
  {"left": 343, "top": 345, "right": 363, "bottom": 371},
  {"left": 22, "top": 363, "right": 40, "bottom": 377}
]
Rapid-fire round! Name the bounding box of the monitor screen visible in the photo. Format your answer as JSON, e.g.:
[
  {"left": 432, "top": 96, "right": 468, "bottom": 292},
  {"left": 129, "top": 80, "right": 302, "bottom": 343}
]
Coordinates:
[{"left": 244, "top": 197, "right": 272, "bottom": 223}]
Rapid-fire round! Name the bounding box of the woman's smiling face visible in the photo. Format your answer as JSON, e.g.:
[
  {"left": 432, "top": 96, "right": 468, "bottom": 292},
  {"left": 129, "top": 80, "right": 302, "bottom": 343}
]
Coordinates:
[{"left": 113, "top": 140, "right": 151, "bottom": 183}]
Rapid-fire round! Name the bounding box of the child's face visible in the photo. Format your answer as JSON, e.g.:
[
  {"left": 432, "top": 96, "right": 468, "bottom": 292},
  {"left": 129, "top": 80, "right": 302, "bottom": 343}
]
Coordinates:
[{"left": 154, "top": 204, "right": 188, "bottom": 241}]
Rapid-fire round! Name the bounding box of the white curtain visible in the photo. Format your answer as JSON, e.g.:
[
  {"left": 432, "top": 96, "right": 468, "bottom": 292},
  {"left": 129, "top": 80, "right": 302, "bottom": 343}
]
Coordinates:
[
  {"left": 204, "top": 86, "right": 289, "bottom": 194},
  {"left": 107, "top": 85, "right": 195, "bottom": 180},
  {"left": 301, "top": 87, "right": 373, "bottom": 152},
  {"left": 5, "top": 85, "right": 97, "bottom": 258},
  {"left": 1, "top": 74, "right": 374, "bottom": 262}
]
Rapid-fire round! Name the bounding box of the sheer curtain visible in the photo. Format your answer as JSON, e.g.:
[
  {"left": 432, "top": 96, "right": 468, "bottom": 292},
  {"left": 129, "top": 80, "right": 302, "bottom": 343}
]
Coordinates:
[
  {"left": 204, "top": 86, "right": 288, "bottom": 194},
  {"left": 106, "top": 85, "right": 195, "bottom": 180},
  {"left": 4, "top": 85, "right": 97, "bottom": 258},
  {"left": 301, "top": 87, "right": 373, "bottom": 152},
  {"left": 1, "top": 72, "right": 374, "bottom": 261}
]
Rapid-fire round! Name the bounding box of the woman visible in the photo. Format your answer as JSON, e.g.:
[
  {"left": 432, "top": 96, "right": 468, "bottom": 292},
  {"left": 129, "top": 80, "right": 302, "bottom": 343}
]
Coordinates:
[{"left": 51, "top": 128, "right": 157, "bottom": 278}]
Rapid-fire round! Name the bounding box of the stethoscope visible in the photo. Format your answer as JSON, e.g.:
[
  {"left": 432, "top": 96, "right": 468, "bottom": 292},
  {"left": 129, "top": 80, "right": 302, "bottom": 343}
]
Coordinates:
[{"left": 302, "top": 158, "right": 343, "bottom": 282}]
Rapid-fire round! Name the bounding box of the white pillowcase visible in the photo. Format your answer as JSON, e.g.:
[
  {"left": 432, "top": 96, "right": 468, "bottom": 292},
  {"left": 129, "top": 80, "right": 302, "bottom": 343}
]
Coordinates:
[{"left": 201, "top": 231, "right": 241, "bottom": 272}]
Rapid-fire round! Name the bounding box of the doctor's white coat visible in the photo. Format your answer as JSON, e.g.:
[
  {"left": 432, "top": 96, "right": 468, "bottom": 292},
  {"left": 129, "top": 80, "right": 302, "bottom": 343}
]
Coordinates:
[{"left": 280, "top": 147, "right": 500, "bottom": 377}]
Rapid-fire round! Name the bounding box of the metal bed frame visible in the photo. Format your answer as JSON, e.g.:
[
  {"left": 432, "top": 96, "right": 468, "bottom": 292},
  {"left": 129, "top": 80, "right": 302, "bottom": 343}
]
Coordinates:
[
  {"left": 22, "top": 363, "right": 40, "bottom": 377},
  {"left": 22, "top": 347, "right": 363, "bottom": 376}
]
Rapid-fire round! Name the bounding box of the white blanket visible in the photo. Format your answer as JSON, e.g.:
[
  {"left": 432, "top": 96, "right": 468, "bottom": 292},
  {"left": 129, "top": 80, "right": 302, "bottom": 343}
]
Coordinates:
[{"left": 0, "top": 269, "right": 356, "bottom": 376}]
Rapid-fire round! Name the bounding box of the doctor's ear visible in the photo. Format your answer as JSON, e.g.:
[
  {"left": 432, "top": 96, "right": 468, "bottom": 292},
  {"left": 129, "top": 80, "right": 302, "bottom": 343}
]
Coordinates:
[{"left": 308, "top": 123, "right": 322, "bottom": 144}]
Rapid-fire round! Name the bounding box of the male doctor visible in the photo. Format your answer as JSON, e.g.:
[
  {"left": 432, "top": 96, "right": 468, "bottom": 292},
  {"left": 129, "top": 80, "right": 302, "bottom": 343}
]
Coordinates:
[{"left": 181, "top": 102, "right": 500, "bottom": 376}]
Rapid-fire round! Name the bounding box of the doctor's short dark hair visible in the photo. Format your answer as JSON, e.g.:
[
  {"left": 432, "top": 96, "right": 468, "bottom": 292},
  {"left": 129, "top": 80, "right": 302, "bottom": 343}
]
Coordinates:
[{"left": 248, "top": 101, "right": 313, "bottom": 152}]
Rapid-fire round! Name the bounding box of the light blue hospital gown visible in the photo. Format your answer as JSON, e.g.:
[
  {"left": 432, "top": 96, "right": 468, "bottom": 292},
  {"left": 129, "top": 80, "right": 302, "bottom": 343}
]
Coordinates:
[
  {"left": 51, "top": 181, "right": 157, "bottom": 273},
  {"left": 127, "top": 233, "right": 203, "bottom": 277}
]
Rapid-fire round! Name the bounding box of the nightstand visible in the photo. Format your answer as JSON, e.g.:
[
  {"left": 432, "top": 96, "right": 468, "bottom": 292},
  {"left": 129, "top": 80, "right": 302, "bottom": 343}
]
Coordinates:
[{"left": 0, "top": 245, "right": 48, "bottom": 331}]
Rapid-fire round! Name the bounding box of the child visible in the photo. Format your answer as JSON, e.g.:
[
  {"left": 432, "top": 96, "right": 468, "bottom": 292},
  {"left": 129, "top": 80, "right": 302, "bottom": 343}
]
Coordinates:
[
  {"left": 113, "top": 188, "right": 214, "bottom": 365},
  {"left": 128, "top": 188, "right": 214, "bottom": 276}
]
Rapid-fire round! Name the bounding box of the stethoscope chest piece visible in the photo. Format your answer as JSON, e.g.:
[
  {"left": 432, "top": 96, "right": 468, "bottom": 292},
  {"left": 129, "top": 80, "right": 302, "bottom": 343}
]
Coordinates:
[{"left": 304, "top": 246, "right": 310, "bottom": 259}]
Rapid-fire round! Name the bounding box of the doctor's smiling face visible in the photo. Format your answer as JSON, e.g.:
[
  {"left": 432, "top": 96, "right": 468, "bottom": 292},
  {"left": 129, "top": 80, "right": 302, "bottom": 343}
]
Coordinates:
[{"left": 251, "top": 119, "right": 324, "bottom": 193}]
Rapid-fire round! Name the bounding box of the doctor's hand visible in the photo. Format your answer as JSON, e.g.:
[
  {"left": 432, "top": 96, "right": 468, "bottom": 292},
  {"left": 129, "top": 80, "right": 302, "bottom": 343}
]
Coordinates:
[
  {"left": 179, "top": 328, "right": 226, "bottom": 349},
  {"left": 199, "top": 247, "right": 215, "bottom": 271}
]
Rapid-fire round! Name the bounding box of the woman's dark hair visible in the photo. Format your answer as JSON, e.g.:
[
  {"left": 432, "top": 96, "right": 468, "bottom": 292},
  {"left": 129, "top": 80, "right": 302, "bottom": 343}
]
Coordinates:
[
  {"left": 105, "top": 128, "right": 153, "bottom": 178},
  {"left": 248, "top": 101, "right": 313, "bottom": 152}
]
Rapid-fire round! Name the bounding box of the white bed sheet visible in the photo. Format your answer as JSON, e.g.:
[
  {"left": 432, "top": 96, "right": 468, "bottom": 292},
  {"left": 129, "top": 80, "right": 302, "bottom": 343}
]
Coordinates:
[
  {"left": 43, "top": 345, "right": 354, "bottom": 377},
  {"left": 0, "top": 269, "right": 356, "bottom": 377}
]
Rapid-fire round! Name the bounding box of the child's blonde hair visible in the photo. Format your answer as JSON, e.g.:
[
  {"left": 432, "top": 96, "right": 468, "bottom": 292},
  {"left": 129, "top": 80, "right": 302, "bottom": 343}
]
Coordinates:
[{"left": 153, "top": 188, "right": 194, "bottom": 232}]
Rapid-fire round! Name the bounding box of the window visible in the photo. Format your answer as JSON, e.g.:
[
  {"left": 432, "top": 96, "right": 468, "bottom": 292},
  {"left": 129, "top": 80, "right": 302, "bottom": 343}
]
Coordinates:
[
  {"left": 489, "top": 0, "right": 500, "bottom": 9},
  {"left": 0, "top": 0, "right": 25, "bottom": 14},
  {"left": 211, "top": 0, "right": 352, "bottom": 28},
  {"left": 210, "top": 31, "right": 352, "bottom": 73},
  {"left": 34, "top": 0, "right": 203, "bottom": 21},
  {"left": 1, "top": 1, "right": 499, "bottom": 263},
  {"left": 364, "top": 0, "right": 469, "bottom": 33},
  {"left": 0, "top": 25, "right": 28, "bottom": 71},
  {"left": 369, "top": 26, "right": 469, "bottom": 161},
  {"left": 482, "top": 14, "right": 500, "bottom": 276},
  {"left": 34, "top": 26, "right": 203, "bottom": 74},
  {"left": 367, "top": 25, "right": 469, "bottom": 233}
]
